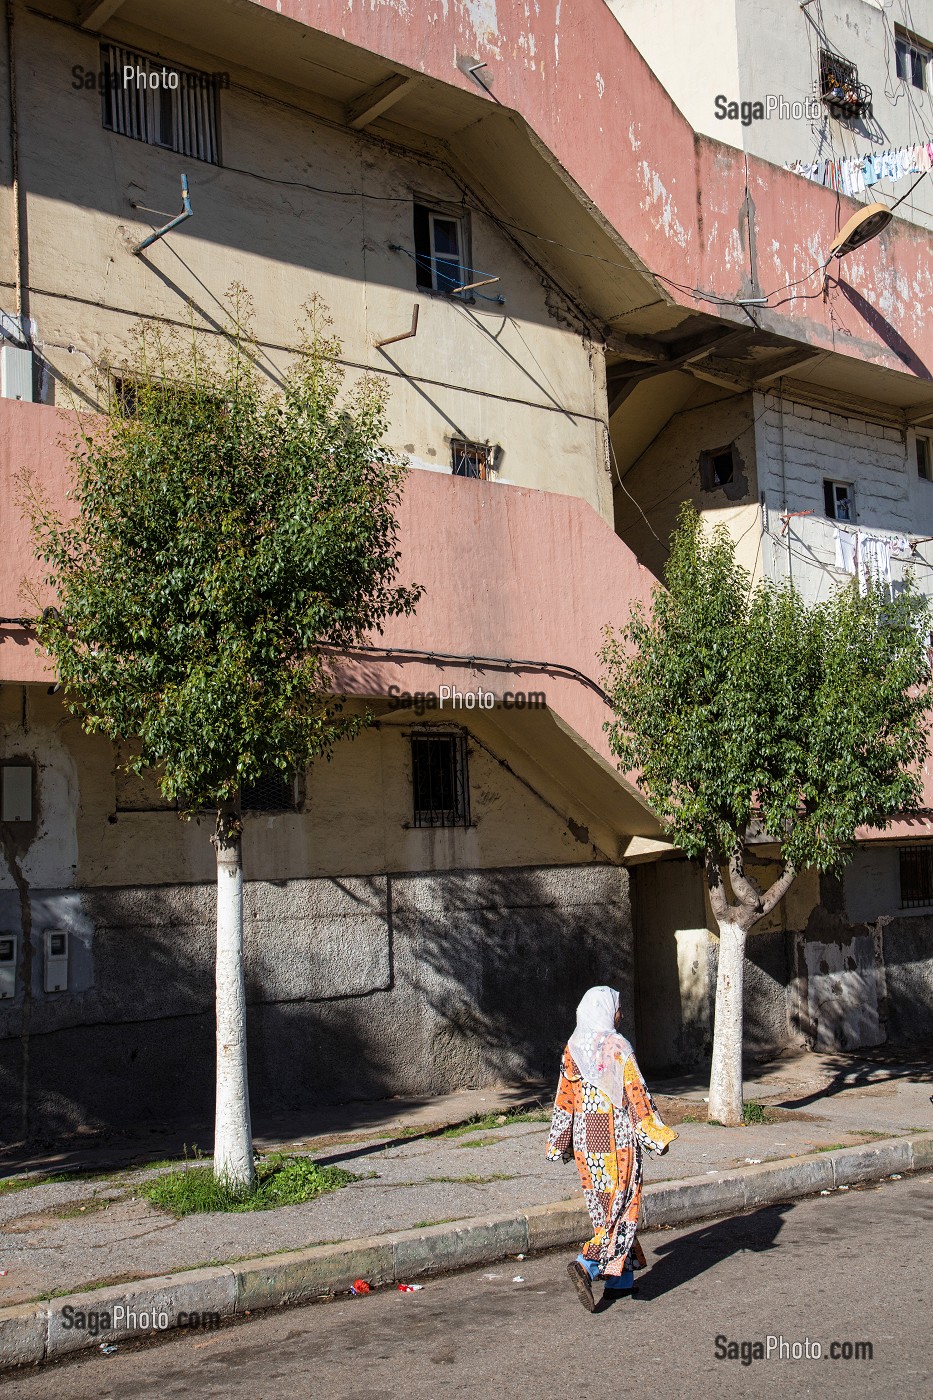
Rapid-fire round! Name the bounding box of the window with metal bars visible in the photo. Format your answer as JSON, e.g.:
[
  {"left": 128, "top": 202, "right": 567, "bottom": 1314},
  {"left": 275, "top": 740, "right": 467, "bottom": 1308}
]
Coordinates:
[
  {"left": 899, "top": 846, "right": 933, "bottom": 907},
  {"left": 410, "top": 733, "right": 470, "bottom": 827},
  {"left": 99, "top": 43, "right": 221, "bottom": 164},
  {"left": 451, "top": 438, "right": 491, "bottom": 479},
  {"left": 241, "top": 772, "right": 298, "bottom": 813}
]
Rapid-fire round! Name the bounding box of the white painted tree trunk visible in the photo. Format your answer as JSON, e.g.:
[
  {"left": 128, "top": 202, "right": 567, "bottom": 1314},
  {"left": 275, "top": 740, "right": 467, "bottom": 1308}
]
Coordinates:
[
  {"left": 707, "top": 919, "right": 747, "bottom": 1127},
  {"left": 213, "top": 818, "right": 256, "bottom": 1192}
]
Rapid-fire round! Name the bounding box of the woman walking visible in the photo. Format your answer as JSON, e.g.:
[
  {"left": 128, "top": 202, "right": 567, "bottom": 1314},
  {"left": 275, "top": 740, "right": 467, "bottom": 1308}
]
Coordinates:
[{"left": 547, "top": 985, "right": 677, "bottom": 1311}]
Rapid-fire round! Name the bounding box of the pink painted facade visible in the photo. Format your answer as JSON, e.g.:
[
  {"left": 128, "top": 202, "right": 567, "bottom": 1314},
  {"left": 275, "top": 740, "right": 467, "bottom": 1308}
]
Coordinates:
[
  {"left": 257, "top": 0, "right": 933, "bottom": 384},
  {"left": 0, "top": 399, "right": 657, "bottom": 783}
]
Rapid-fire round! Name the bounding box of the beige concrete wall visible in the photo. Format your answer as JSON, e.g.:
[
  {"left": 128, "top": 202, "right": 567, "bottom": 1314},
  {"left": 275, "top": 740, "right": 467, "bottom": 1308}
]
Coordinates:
[
  {"left": 0, "top": 686, "right": 611, "bottom": 891},
  {"left": 1, "top": 8, "right": 611, "bottom": 519},
  {"left": 613, "top": 0, "right": 933, "bottom": 232},
  {"left": 612, "top": 390, "right": 762, "bottom": 580}
]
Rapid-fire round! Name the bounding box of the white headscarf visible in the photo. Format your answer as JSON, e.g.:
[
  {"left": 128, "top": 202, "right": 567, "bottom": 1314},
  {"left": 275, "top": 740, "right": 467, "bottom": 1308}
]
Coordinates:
[{"left": 567, "top": 986, "right": 633, "bottom": 1109}]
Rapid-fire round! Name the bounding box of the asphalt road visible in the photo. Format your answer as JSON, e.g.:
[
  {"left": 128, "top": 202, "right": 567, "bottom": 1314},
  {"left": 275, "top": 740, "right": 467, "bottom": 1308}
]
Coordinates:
[{"left": 4, "top": 1174, "right": 930, "bottom": 1400}]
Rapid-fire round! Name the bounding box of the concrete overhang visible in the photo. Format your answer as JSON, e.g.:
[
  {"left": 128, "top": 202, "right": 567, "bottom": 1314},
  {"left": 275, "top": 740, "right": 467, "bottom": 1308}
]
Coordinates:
[{"left": 49, "top": 0, "right": 933, "bottom": 414}]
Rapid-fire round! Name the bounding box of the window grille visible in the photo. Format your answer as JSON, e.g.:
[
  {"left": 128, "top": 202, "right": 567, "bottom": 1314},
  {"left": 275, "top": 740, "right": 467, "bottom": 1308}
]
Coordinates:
[
  {"left": 899, "top": 845, "right": 933, "bottom": 907},
  {"left": 411, "top": 733, "right": 470, "bottom": 827},
  {"left": 100, "top": 43, "right": 221, "bottom": 164},
  {"left": 819, "top": 48, "right": 872, "bottom": 118},
  {"left": 241, "top": 772, "right": 298, "bottom": 812},
  {"left": 451, "top": 438, "right": 491, "bottom": 479}
]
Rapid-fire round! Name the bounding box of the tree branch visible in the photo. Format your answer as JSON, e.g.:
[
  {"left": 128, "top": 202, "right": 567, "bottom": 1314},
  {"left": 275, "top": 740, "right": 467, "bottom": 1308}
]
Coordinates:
[
  {"left": 705, "top": 852, "right": 728, "bottom": 918},
  {"left": 759, "top": 859, "right": 797, "bottom": 919},
  {"left": 728, "top": 843, "right": 762, "bottom": 910}
]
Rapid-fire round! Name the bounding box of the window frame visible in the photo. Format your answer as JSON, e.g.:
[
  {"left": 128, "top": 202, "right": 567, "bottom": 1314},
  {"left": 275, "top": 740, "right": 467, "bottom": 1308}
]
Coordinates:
[
  {"left": 409, "top": 730, "right": 471, "bottom": 829},
  {"left": 412, "top": 198, "right": 471, "bottom": 296},
  {"left": 451, "top": 438, "right": 492, "bottom": 480},
  {"left": 823, "top": 478, "right": 857, "bottom": 523},
  {"left": 895, "top": 29, "right": 933, "bottom": 93}
]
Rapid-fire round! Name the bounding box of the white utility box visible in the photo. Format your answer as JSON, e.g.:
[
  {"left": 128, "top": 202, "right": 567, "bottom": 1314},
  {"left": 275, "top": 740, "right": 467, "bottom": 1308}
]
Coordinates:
[
  {"left": 0, "top": 345, "right": 33, "bottom": 401},
  {"left": 44, "top": 929, "right": 68, "bottom": 993},
  {"left": 0, "top": 934, "right": 17, "bottom": 999}
]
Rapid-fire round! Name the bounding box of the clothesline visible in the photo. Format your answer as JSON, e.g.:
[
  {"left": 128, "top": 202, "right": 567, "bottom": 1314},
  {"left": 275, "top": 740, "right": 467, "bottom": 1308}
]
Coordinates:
[
  {"left": 833, "top": 525, "right": 911, "bottom": 597},
  {"left": 786, "top": 140, "right": 933, "bottom": 198}
]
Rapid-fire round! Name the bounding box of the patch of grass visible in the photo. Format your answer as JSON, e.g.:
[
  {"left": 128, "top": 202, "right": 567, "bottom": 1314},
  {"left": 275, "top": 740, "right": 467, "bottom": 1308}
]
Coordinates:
[
  {"left": 814, "top": 1143, "right": 847, "bottom": 1153},
  {"left": 137, "top": 1153, "right": 359, "bottom": 1217},
  {"left": 412, "top": 1217, "right": 465, "bottom": 1229},
  {"left": 454, "top": 1136, "right": 500, "bottom": 1149},
  {"left": 0, "top": 1171, "right": 83, "bottom": 1195},
  {"left": 681, "top": 1115, "right": 701, "bottom": 1124},
  {"left": 742, "top": 1101, "right": 768, "bottom": 1125},
  {"left": 440, "top": 1108, "right": 548, "bottom": 1139}
]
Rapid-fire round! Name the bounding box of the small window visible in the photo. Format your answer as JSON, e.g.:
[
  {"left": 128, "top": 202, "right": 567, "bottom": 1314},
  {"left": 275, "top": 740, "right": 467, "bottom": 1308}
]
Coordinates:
[
  {"left": 699, "top": 445, "right": 735, "bottom": 491},
  {"left": 451, "top": 439, "right": 491, "bottom": 479},
  {"left": 895, "top": 31, "right": 932, "bottom": 92},
  {"left": 241, "top": 772, "right": 299, "bottom": 813},
  {"left": 413, "top": 203, "right": 466, "bottom": 294},
  {"left": 899, "top": 845, "right": 933, "bottom": 908},
  {"left": 100, "top": 43, "right": 221, "bottom": 164},
  {"left": 823, "top": 479, "right": 856, "bottom": 522},
  {"left": 411, "top": 733, "right": 470, "bottom": 827},
  {"left": 917, "top": 435, "right": 933, "bottom": 481}
]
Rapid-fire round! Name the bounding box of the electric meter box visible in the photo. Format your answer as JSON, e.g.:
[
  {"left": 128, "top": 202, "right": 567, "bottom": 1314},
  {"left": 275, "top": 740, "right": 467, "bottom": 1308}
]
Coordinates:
[
  {"left": 0, "top": 933, "right": 18, "bottom": 999},
  {"left": 44, "top": 929, "right": 68, "bottom": 993}
]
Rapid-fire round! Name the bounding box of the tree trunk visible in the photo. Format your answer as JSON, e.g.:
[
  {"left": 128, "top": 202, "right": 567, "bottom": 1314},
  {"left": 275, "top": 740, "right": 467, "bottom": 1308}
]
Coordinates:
[
  {"left": 707, "top": 919, "right": 747, "bottom": 1127},
  {"left": 212, "top": 807, "right": 255, "bottom": 1192}
]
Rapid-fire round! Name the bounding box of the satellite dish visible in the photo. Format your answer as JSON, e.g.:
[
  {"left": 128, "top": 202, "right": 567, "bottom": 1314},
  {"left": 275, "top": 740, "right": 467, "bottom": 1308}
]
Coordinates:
[{"left": 828, "top": 202, "right": 893, "bottom": 259}]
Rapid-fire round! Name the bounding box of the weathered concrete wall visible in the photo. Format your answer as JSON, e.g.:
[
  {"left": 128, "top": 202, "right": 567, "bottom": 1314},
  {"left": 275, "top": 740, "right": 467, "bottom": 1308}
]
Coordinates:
[
  {"left": 612, "top": 390, "right": 762, "bottom": 583},
  {"left": 753, "top": 394, "right": 933, "bottom": 605},
  {"left": 615, "top": 0, "right": 933, "bottom": 233},
  {"left": 0, "top": 864, "right": 632, "bottom": 1141},
  {"left": 5, "top": 7, "right": 609, "bottom": 519}
]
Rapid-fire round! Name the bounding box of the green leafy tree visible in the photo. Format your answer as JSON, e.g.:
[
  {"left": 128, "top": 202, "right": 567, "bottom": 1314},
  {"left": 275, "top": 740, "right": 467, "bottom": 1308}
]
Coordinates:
[
  {"left": 25, "top": 291, "right": 421, "bottom": 1189},
  {"left": 601, "top": 505, "right": 931, "bottom": 1125}
]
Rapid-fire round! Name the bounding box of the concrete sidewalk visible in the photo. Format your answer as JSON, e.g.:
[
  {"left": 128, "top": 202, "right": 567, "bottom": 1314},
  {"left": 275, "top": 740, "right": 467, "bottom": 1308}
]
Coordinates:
[
  {"left": 1, "top": 1047, "right": 929, "bottom": 1304},
  {"left": 0, "top": 1048, "right": 931, "bottom": 1368}
]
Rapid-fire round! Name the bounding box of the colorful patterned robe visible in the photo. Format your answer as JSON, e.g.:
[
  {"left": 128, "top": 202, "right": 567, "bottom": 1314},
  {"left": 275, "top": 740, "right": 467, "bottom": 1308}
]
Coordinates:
[{"left": 546, "top": 1045, "right": 677, "bottom": 1276}]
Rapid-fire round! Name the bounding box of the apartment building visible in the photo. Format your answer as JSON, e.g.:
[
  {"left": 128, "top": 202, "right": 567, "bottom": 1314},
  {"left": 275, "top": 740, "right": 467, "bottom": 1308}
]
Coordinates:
[{"left": 1, "top": 0, "right": 932, "bottom": 1139}]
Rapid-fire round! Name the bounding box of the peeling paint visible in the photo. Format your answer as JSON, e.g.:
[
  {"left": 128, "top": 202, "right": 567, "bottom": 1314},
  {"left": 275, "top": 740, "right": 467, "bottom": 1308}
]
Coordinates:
[
  {"left": 464, "top": 0, "right": 500, "bottom": 49},
  {"left": 595, "top": 71, "right": 605, "bottom": 98}
]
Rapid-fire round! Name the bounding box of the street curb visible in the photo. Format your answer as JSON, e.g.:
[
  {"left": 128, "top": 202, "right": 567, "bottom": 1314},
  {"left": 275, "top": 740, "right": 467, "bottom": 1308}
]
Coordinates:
[{"left": 2, "top": 1132, "right": 930, "bottom": 1371}]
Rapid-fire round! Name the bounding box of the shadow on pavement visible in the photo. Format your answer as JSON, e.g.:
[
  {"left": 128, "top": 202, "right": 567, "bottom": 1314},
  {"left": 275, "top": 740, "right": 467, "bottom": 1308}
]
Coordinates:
[{"left": 631, "top": 1203, "right": 795, "bottom": 1302}]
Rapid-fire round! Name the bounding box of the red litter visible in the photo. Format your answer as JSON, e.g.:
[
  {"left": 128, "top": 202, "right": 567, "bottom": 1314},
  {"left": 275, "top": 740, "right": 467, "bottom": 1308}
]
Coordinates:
[
  {"left": 397, "top": 1283, "right": 424, "bottom": 1292},
  {"left": 350, "top": 1280, "right": 371, "bottom": 1296}
]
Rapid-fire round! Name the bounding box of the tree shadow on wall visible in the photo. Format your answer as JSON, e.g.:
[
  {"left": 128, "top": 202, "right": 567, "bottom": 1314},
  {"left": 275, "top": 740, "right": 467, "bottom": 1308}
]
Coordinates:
[{"left": 0, "top": 862, "right": 633, "bottom": 1163}]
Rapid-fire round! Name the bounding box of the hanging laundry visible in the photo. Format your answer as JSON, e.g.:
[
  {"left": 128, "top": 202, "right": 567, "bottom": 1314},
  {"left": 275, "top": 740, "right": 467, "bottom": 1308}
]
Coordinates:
[
  {"left": 787, "top": 141, "right": 933, "bottom": 194},
  {"left": 889, "top": 534, "right": 913, "bottom": 559},
  {"left": 858, "top": 534, "right": 894, "bottom": 597},
  {"left": 834, "top": 526, "right": 858, "bottom": 575}
]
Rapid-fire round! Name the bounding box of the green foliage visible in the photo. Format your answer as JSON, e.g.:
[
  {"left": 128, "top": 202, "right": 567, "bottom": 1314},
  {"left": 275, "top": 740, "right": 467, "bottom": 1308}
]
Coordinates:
[
  {"left": 138, "top": 1153, "right": 358, "bottom": 1216},
  {"left": 25, "top": 290, "right": 421, "bottom": 809},
  {"left": 601, "top": 505, "right": 932, "bottom": 873}
]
